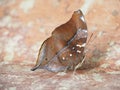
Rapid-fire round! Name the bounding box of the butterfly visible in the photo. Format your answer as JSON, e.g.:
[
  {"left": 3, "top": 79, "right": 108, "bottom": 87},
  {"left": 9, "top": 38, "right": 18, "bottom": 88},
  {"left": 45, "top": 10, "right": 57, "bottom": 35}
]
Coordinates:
[{"left": 31, "top": 9, "right": 88, "bottom": 72}]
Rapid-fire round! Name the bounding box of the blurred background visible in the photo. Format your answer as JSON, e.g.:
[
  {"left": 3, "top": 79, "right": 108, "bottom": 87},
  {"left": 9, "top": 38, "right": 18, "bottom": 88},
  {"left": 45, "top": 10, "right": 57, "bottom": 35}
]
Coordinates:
[{"left": 0, "top": 0, "right": 120, "bottom": 90}]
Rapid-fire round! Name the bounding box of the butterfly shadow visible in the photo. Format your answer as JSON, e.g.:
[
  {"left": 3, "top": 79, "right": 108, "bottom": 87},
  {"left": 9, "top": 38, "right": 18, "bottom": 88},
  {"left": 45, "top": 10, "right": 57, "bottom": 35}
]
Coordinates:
[{"left": 72, "top": 47, "right": 105, "bottom": 75}]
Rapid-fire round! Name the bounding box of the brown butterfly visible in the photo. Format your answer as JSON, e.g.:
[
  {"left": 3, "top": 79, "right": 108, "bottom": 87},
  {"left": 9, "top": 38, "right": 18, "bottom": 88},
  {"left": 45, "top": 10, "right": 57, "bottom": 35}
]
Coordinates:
[{"left": 31, "top": 10, "right": 88, "bottom": 72}]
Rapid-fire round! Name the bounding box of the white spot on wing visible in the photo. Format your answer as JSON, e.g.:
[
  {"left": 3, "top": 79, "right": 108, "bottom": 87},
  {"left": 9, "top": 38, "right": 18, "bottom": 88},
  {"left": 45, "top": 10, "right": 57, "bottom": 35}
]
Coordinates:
[
  {"left": 72, "top": 47, "right": 75, "bottom": 50},
  {"left": 81, "top": 43, "right": 86, "bottom": 47},
  {"left": 77, "top": 50, "right": 81, "bottom": 53},
  {"left": 70, "top": 54, "right": 72, "bottom": 56},
  {"left": 82, "top": 29, "right": 87, "bottom": 33},
  {"left": 76, "top": 43, "right": 86, "bottom": 48},
  {"left": 62, "top": 57, "right": 65, "bottom": 60},
  {"left": 76, "top": 44, "right": 82, "bottom": 47}
]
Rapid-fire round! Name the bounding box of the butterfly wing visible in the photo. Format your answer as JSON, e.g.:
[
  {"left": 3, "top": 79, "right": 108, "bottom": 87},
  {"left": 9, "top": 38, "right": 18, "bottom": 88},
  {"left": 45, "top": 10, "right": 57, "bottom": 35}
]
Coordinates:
[
  {"left": 31, "top": 10, "right": 88, "bottom": 72},
  {"left": 44, "top": 10, "right": 88, "bottom": 72}
]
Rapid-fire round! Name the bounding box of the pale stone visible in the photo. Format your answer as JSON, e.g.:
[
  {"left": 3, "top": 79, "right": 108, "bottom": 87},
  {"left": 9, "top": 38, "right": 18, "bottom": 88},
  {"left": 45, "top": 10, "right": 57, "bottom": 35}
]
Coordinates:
[
  {"left": 100, "top": 64, "right": 109, "bottom": 68},
  {"left": 115, "top": 60, "right": 120, "bottom": 66},
  {"left": 9, "top": 87, "right": 16, "bottom": 90},
  {"left": 92, "top": 73, "right": 104, "bottom": 82},
  {"left": 19, "top": 0, "right": 35, "bottom": 13},
  {"left": 4, "top": 52, "right": 14, "bottom": 61}
]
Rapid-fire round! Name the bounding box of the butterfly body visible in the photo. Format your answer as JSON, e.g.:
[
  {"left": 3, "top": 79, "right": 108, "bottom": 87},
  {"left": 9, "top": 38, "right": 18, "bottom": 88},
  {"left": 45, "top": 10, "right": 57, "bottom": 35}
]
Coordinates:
[{"left": 31, "top": 10, "right": 88, "bottom": 72}]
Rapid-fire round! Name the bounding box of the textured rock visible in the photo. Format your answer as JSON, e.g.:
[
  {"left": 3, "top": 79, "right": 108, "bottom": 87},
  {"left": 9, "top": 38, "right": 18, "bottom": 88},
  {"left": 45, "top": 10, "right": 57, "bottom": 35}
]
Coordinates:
[{"left": 0, "top": 0, "right": 120, "bottom": 90}]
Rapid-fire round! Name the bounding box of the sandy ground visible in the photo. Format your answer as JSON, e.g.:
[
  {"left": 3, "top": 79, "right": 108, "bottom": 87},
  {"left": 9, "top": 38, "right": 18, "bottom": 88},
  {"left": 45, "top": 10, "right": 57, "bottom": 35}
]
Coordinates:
[{"left": 0, "top": 0, "right": 120, "bottom": 90}]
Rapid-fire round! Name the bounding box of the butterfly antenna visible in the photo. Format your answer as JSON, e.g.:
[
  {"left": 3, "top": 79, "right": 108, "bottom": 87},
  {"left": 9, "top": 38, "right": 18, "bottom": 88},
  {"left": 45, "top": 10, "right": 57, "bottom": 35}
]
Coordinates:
[
  {"left": 86, "top": 33, "right": 93, "bottom": 46},
  {"left": 86, "top": 32, "right": 97, "bottom": 48}
]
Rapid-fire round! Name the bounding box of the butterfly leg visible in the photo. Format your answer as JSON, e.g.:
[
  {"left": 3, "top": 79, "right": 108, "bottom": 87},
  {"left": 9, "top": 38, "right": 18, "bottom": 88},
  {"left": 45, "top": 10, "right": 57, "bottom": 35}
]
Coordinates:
[
  {"left": 63, "top": 66, "right": 71, "bottom": 73},
  {"left": 73, "top": 56, "right": 86, "bottom": 75},
  {"left": 75, "top": 56, "right": 86, "bottom": 70}
]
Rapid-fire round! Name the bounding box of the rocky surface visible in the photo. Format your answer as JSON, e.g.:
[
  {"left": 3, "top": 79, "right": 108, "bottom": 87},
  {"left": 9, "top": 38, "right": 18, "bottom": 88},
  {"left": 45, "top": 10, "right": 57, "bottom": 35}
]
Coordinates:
[{"left": 0, "top": 0, "right": 120, "bottom": 90}]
